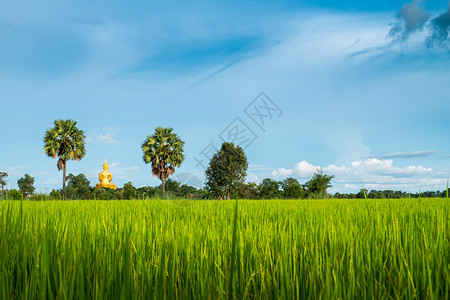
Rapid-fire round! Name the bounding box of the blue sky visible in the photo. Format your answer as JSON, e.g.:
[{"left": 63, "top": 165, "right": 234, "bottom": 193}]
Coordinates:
[{"left": 1, "top": 0, "right": 450, "bottom": 193}]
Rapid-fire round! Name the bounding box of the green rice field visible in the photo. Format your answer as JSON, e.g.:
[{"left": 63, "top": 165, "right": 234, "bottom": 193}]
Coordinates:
[{"left": 0, "top": 199, "right": 449, "bottom": 299}]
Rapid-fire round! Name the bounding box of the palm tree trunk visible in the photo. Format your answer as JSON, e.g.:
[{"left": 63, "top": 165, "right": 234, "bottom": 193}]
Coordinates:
[
  {"left": 162, "top": 177, "right": 166, "bottom": 199},
  {"left": 62, "top": 160, "right": 66, "bottom": 200},
  {"left": 226, "top": 188, "right": 230, "bottom": 200}
]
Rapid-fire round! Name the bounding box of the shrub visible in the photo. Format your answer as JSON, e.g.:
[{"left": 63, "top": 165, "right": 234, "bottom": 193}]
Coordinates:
[
  {"left": 49, "top": 189, "right": 62, "bottom": 200},
  {"left": 7, "top": 189, "right": 23, "bottom": 200}
]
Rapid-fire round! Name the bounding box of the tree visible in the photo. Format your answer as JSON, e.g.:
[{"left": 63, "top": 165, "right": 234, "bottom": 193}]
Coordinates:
[
  {"left": 357, "top": 188, "right": 368, "bottom": 199},
  {"left": 235, "top": 182, "right": 260, "bottom": 199},
  {"left": 205, "top": 142, "right": 248, "bottom": 200},
  {"left": 137, "top": 186, "right": 158, "bottom": 199},
  {"left": 43, "top": 119, "right": 86, "bottom": 200},
  {"left": 281, "top": 177, "right": 304, "bottom": 199},
  {"left": 49, "top": 189, "right": 62, "bottom": 200},
  {"left": 142, "top": 127, "right": 185, "bottom": 198},
  {"left": 259, "top": 178, "right": 281, "bottom": 199},
  {"left": 8, "top": 189, "right": 22, "bottom": 200},
  {"left": 159, "top": 178, "right": 181, "bottom": 197},
  {"left": 0, "top": 172, "right": 7, "bottom": 199},
  {"left": 123, "top": 182, "right": 137, "bottom": 200},
  {"left": 65, "top": 173, "right": 91, "bottom": 199},
  {"left": 305, "top": 169, "right": 334, "bottom": 198},
  {"left": 17, "top": 174, "right": 35, "bottom": 198}
]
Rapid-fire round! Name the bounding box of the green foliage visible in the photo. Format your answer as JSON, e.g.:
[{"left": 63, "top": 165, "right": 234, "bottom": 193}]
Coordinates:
[
  {"left": 0, "top": 199, "right": 448, "bottom": 298},
  {"left": 281, "top": 177, "right": 304, "bottom": 199},
  {"left": 29, "top": 193, "right": 49, "bottom": 201},
  {"left": 65, "top": 173, "right": 91, "bottom": 200},
  {"left": 49, "top": 189, "right": 62, "bottom": 200},
  {"left": 142, "top": 127, "right": 185, "bottom": 198},
  {"left": 137, "top": 186, "right": 159, "bottom": 199},
  {"left": 305, "top": 169, "right": 334, "bottom": 198},
  {"left": 205, "top": 142, "right": 248, "bottom": 200},
  {"left": 157, "top": 178, "right": 181, "bottom": 198},
  {"left": 43, "top": 119, "right": 86, "bottom": 200},
  {"left": 123, "top": 182, "right": 137, "bottom": 200},
  {"left": 235, "top": 182, "right": 259, "bottom": 199},
  {"left": 357, "top": 188, "right": 369, "bottom": 199},
  {"left": 17, "top": 174, "right": 35, "bottom": 198},
  {"left": 7, "top": 189, "right": 22, "bottom": 200},
  {"left": 259, "top": 178, "right": 281, "bottom": 199},
  {"left": 0, "top": 171, "right": 7, "bottom": 199}
]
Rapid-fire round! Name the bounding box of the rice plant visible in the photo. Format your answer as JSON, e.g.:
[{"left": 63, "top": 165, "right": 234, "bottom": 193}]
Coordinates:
[{"left": 0, "top": 199, "right": 448, "bottom": 299}]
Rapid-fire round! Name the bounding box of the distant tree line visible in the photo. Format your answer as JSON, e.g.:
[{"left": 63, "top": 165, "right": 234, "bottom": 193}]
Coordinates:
[
  {"left": 1, "top": 171, "right": 449, "bottom": 200},
  {"left": 334, "top": 188, "right": 450, "bottom": 199},
  {"left": 1, "top": 118, "right": 449, "bottom": 200}
]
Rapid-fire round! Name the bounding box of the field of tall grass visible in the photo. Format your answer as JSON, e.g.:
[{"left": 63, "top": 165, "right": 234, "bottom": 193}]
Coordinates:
[{"left": 0, "top": 198, "right": 448, "bottom": 299}]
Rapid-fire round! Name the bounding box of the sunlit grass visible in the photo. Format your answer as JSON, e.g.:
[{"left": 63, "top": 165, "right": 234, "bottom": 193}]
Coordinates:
[{"left": 0, "top": 199, "right": 449, "bottom": 299}]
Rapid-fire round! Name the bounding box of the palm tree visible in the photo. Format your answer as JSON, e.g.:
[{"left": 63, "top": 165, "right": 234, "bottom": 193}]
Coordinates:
[
  {"left": 43, "top": 119, "right": 86, "bottom": 200},
  {"left": 142, "top": 127, "right": 184, "bottom": 198}
]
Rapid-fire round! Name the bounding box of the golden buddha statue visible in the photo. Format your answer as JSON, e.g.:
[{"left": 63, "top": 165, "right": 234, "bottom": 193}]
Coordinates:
[{"left": 95, "top": 159, "right": 117, "bottom": 190}]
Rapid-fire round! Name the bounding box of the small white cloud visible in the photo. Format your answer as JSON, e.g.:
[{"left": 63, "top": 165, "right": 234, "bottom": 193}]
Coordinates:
[
  {"left": 7, "top": 165, "right": 24, "bottom": 176},
  {"left": 246, "top": 172, "right": 260, "bottom": 184},
  {"left": 271, "top": 167, "right": 293, "bottom": 178},
  {"left": 248, "top": 164, "right": 271, "bottom": 171},
  {"left": 96, "top": 133, "right": 120, "bottom": 144},
  {"left": 43, "top": 178, "right": 59, "bottom": 185},
  {"left": 344, "top": 183, "right": 358, "bottom": 189},
  {"left": 88, "top": 125, "right": 121, "bottom": 144},
  {"left": 294, "top": 160, "right": 320, "bottom": 177}
]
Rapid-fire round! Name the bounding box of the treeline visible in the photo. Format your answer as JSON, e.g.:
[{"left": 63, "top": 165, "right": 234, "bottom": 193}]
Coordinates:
[
  {"left": 2, "top": 172, "right": 449, "bottom": 200},
  {"left": 0, "top": 174, "right": 208, "bottom": 201},
  {"left": 1, "top": 172, "right": 331, "bottom": 200},
  {"left": 334, "top": 188, "right": 450, "bottom": 199}
]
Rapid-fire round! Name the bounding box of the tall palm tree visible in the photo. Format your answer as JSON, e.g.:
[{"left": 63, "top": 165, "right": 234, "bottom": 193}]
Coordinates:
[
  {"left": 43, "top": 119, "right": 86, "bottom": 200},
  {"left": 142, "top": 127, "right": 184, "bottom": 198}
]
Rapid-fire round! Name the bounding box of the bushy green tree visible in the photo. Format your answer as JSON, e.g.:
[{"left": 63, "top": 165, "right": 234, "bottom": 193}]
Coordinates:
[
  {"left": 7, "top": 189, "right": 22, "bottom": 200},
  {"left": 305, "top": 169, "right": 334, "bottom": 198},
  {"left": 180, "top": 184, "right": 197, "bottom": 198},
  {"left": 281, "top": 177, "right": 304, "bottom": 199},
  {"left": 158, "top": 178, "right": 181, "bottom": 197},
  {"left": 49, "top": 189, "right": 62, "bottom": 200},
  {"left": 123, "top": 182, "right": 137, "bottom": 200},
  {"left": 17, "top": 174, "right": 35, "bottom": 198},
  {"left": 65, "top": 173, "right": 91, "bottom": 199},
  {"left": 137, "top": 186, "right": 159, "bottom": 199},
  {"left": 205, "top": 142, "right": 248, "bottom": 200},
  {"left": 357, "top": 188, "right": 368, "bottom": 199},
  {"left": 0, "top": 172, "right": 7, "bottom": 199},
  {"left": 259, "top": 178, "right": 281, "bottom": 199},
  {"left": 142, "top": 127, "right": 185, "bottom": 198},
  {"left": 43, "top": 119, "right": 86, "bottom": 200},
  {"left": 236, "top": 182, "right": 260, "bottom": 199}
]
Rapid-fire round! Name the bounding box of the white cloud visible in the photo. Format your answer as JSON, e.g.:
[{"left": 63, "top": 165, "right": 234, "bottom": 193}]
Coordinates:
[
  {"left": 272, "top": 158, "right": 442, "bottom": 192},
  {"left": 271, "top": 167, "right": 293, "bottom": 178},
  {"left": 96, "top": 133, "right": 120, "bottom": 144},
  {"left": 248, "top": 164, "right": 271, "bottom": 171},
  {"left": 246, "top": 172, "right": 260, "bottom": 184},
  {"left": 43, "top": 178, "right": 59, "bottom": 185},
  {"left": 7, "top": 165, "right": 24, "bottom": 176},
  {"left": 294, "top": 161, "right": 320, "bottom": 177},
  {"left": 87, "top": 124, "right": 121, "bottom": 144}
]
